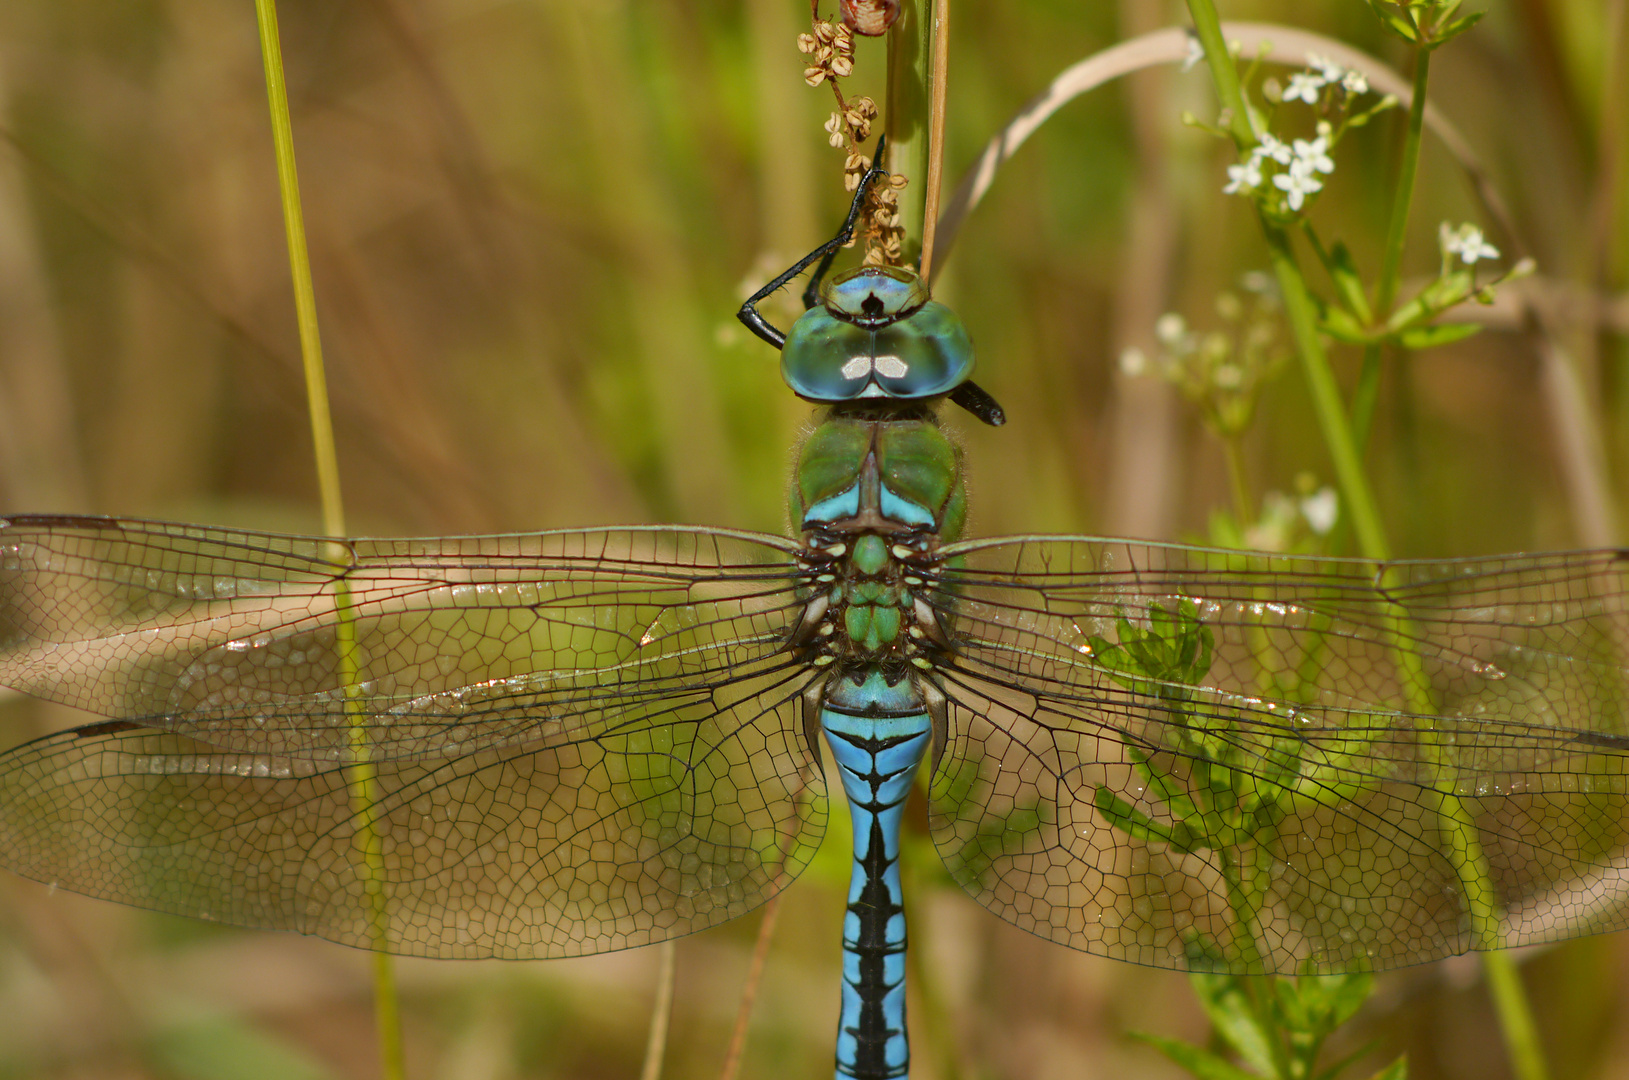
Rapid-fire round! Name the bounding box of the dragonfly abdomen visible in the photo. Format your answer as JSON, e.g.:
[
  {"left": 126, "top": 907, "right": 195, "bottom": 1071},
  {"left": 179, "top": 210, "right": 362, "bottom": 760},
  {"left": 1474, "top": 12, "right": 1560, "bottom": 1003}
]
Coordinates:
[{"left": 821, "top": 669, "right": 931, "bottom": 1080}]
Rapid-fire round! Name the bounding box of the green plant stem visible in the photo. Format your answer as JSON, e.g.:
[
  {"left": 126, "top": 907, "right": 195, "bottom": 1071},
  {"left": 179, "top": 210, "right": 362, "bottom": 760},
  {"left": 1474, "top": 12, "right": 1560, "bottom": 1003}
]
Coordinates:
[
  {"left": 1185, "top": 1, "right": 1254, "bottom": 147},
  {"left": 1185, "top": 6, "right": 1550, "bottom": 1076},
  {"left": 255, "top": 0, "right": 343, "bottom": 538},
  {"left": 254, "top": 5, "right": 404, "bottom": 1080},
  {"left": 1260, "top": 220, "right": 1391, "bottom": 561},
  {"left": 1353, "top": 49, "right": 1432, "bottom": 448},
  {"left": 1374, "top": 50, "right": 1431, "bottom": 319},
  {"left": 1483, "top": 950, "right": 1551, "bottom": 1080},
  {"left": 1223, "top": 437, "right": 1252, "bottom": 526}
]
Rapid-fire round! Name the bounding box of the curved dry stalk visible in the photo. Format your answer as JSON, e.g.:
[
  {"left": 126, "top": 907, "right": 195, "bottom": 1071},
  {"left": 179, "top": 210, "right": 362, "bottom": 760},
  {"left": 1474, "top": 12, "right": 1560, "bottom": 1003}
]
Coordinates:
[
  {"left": 934, "top": 20, "right": 1619, "bottom": 548},
  {"left": 717, "top": 894, "right": 782, "bottom": 1080},
  {"left": 640, "top": 940, "right": 678, "bottom": 1080}
]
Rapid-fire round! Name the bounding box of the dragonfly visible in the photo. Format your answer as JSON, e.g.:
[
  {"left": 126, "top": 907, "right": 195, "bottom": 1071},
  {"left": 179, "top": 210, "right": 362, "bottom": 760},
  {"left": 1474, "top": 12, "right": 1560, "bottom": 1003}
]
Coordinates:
[{"left": 5, "top": 145, "right": 1629, "bottom": 1080}]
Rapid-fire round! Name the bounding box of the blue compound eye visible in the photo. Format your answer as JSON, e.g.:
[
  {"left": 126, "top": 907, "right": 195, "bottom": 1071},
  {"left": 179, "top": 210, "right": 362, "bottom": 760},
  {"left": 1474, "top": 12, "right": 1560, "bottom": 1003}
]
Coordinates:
[
  {"left": 821, "top": 266, "right": 929, "bottom": 324},
  {"left": 868, "top": 302, "right": 973, "bottom": 398},
  {"left": 781, "top": 268, "right": 974, "bottom": 403}
]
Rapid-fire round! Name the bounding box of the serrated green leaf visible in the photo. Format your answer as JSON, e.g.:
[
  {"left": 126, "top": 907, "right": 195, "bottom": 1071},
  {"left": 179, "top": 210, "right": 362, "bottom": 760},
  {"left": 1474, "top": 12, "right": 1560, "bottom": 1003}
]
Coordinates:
[
  {"left": 1129, "top": 1031, "right": 1266, "bottom": 1080},
  {"left": 1399, "top": 322, "right": 1481, "bottom": 350}
]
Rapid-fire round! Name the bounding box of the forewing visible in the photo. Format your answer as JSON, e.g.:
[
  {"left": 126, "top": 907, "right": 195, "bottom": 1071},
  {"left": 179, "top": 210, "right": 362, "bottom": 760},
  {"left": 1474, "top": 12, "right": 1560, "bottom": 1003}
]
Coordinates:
[
  {"left": 925, "top": 536, "right": 1629, "bottom": 974},
  {"left": 0, "top": 515, "right": 826, "bottom": 957},
  {"left": 0, "top": 516, "right": 804, "bottom": 760}
]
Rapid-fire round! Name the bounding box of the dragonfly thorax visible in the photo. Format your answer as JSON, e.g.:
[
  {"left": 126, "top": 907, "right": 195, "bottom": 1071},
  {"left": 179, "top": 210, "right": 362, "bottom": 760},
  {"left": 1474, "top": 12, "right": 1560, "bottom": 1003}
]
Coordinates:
[
  {"left": 781, "top": 266, "right": 975, "bottom": 403},
  {"left": 790, "top": 409, "right": 961, "bottom": 667}
]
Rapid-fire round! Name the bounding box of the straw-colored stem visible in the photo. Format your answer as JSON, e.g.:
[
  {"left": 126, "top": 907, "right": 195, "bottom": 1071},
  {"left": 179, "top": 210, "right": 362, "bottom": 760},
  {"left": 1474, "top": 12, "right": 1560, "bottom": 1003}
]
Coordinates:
[
  {"left": 917, "top": 0, "right": 950, "bottom": 279},
  {"left": 718, "top": 895, "right": 782, "bottom": 1080},
  {"left": 253, "top": 5, "right": 404, "bottom": 1079},
  {"left": 640, "top": 940, "right": 677, "bottom": 1080},
  {"left": 885, "top": 0, "right": 930, "bottom": 265}
]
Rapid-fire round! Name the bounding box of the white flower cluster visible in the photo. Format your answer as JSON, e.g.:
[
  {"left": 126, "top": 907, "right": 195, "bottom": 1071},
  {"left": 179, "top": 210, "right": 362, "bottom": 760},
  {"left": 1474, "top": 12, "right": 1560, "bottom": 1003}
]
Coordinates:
[
  {"left": 1295, "top": 52, "right": 1370, "bottom": 99},
  {"left": 1224, "top": 128, "right": 1336, "bottom": 211},
  {"left": 1438, "top": 222, "right": 1501, "bottom": 265}
]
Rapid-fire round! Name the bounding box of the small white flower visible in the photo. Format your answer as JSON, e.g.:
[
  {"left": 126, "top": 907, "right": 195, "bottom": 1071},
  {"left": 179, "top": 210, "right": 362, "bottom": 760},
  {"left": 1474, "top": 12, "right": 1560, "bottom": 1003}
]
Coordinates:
[
  {"left": 1273, "top": 159, "right": 1324, "bottom": 211},
  {"left": 1306, "top": 53, "right": 1344, "bottom": 82},
  {"left": 1292, "top": 135, "right": 1335, "bottom": 175},
  {"left": 1223, "top": 154, "right": 1264, "bottom": 194},
  {"left": 1283, "top": 71, "right": 1327, "bottom": 105},
  {"left": 1155, "top": 313, "right": 1188, "bottom": 346},
  {"left": 1119, "top": 347, "right": 1148, "bottom": 376},
  {"left": 1439, "top": 222, "right": 1501, "bottom": 265},
  {"left": 1458, "top": 227, "right": 1500, "bottom": 264},
  {"left": 1300, "top": 487, "right": 1338, "bottom": 534},
  {"left": 1257, "top": 132, "right": 1293, "bottom": 165},
  {"left": 1182, "top": 34, "right": 1205, "bottom": 73},
  {"left": 1212, "top": 363, "right": 1244, "bottom": 390},
  {"left": 1341, "top": 69, "right": 1369, "bottom": 95}
]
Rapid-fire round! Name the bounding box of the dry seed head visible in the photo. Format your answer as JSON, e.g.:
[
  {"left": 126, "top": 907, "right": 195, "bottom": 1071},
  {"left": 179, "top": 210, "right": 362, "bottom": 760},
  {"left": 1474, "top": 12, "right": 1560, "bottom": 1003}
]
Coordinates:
[{"left": 840, "top": 0, "right": 900, "bottom": 36}]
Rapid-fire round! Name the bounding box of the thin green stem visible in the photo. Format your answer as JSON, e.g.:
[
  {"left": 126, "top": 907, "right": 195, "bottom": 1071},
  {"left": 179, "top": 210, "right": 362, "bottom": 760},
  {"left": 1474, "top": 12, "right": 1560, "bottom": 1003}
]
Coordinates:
[
  {"left": 1354, "top": 50, "right": 1432, "bottom": 449},
  {"left": 1260, "top": 220, "right": 1391, "bottom": 561},
  {"left": 254, "top": 5, "right": 403, "bottom": 1080},
  {"left": 1483, "top": 951, "right": 1552, "bottom": 1080},
  {"left": 1222, "top": 437, "right": 1253, "bottom": 526},
  {"left": 1375, "top": 51, "right": 1431, "bottom": 319},
  {"left": 254, "top": 0, "right": 343, "bottom": 538},
  {"left": 1185, "top": 0, "right": 1253, "bottom": 148}
]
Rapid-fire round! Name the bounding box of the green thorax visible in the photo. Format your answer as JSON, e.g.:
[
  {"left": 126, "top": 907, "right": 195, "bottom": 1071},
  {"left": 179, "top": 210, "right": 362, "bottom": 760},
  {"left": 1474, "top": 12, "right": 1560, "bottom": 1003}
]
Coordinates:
[
  {"left": 790, "top": 406, "right": 967, "bottom": 543},
  {"left": 788, "top": 405, "right": 964, "bottom": 658}
]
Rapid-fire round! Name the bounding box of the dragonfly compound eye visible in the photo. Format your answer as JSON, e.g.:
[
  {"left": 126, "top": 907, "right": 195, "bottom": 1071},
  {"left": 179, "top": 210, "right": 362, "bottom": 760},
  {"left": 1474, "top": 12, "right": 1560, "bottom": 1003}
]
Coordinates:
[{"left": 781, "top": 267, "right": 974, "bottom": 403}]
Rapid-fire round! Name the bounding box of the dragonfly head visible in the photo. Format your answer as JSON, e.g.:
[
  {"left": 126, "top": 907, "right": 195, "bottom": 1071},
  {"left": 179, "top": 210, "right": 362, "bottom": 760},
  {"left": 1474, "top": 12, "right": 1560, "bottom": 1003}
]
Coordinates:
[{"left": 780, "top": 266, "right": 974, "bottom": 403}]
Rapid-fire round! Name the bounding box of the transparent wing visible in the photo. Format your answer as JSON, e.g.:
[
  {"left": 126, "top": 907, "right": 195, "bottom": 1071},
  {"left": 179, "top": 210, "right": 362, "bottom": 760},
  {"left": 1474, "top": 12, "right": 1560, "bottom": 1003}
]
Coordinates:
[
  {"left": 0, "top": 515, "right": 826, "bottom": 958},
  {"left": 925, "top": 535, "right": 1629, "bottom": 974}
]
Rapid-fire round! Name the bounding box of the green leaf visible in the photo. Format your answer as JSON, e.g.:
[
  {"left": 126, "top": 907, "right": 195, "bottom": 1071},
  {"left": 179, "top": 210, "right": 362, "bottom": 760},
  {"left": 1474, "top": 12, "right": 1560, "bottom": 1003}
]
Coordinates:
[
  {"left": 1129, "top": 1031, "right": 1266, "bottom": 1080},
  {"left": 1366, "top": 1055, "right": 1408, "bottom": 1080},
  {"left": 149, "top": 1018, "right": 341, "bottom": 1080},
  {"left": 1094, "top": 786, "right": 1199, "bottom": 851},
  {"left": 1189, "top": 973, "right": 1278, "bottom": 1077},
  {"left": 1398, "top": 322, "right": 1481, "bottom": 350},
  {"left": 1327, "top": 242, "right": 1373, "bottom": 325},
  {"left": 1129, "top": 745, "right": 1202, "bottom": 822},
  {"left": 1325, "top": 971, "right": 1376, "bottom": 1028},
  {"left": 1319, "top": 306, "right": 1372, "bottom": 345}
]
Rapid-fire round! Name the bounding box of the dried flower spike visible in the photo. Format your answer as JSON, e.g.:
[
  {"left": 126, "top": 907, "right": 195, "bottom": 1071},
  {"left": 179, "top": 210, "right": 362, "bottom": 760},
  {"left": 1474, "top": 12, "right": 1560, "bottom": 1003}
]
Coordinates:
[{"left": 840, "top": 0, "right": 900, "bottom": 36}]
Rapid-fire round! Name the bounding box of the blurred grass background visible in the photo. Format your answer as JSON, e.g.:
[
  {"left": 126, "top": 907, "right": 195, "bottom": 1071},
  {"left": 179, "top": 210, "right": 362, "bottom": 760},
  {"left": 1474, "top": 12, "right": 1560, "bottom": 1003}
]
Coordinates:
[{"left": 0, "top": 0, "right": 1625, "bottom": 1078}]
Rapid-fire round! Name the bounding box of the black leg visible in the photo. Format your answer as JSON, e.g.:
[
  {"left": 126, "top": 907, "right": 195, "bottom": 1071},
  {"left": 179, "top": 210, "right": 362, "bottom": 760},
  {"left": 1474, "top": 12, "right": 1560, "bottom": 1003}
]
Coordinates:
[
  {"left": 949, "top": 381, "right": 1007, "bottom": 427},
  {"left": 737, "top": 135, "right": 891, "bottom": 350}
]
